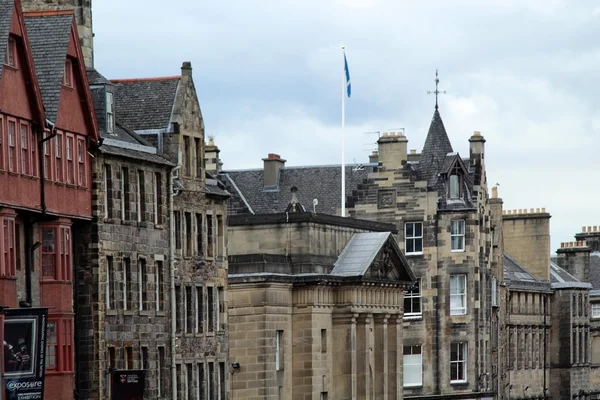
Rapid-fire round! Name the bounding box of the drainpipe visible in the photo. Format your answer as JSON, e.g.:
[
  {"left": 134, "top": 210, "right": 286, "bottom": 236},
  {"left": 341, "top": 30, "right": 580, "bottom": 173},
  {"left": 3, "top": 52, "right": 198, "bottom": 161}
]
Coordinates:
[
  {"left": 170, "top": 165, "right": 181, "bottom": 400},
  {"left": 39, "top": 120, "right": 58, "bottom": 216}
]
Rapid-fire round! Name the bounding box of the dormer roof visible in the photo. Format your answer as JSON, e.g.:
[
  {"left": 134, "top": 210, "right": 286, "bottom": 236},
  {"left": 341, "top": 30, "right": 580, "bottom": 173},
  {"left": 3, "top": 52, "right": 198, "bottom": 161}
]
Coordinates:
[{"left": 418, "top": 108, "right": 453, "bottom": 187}]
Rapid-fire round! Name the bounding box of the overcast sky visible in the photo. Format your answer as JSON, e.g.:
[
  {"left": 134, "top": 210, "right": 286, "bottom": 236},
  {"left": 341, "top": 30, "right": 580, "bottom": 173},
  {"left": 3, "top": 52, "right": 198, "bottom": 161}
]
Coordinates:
[{"left": 93, "top": 0, "right": 600, "bottom": 253}]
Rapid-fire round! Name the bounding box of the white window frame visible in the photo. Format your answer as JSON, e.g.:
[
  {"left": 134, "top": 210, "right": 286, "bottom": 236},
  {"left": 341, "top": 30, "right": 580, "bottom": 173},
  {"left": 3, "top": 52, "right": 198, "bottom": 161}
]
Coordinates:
[
  {"left": 153, "top": 173, "right": 159, "bottom": 224},
  {"left": 138, "top": 259, "right": 144, "bottom": 311},
  {"left": 405, "top": 222, "right": 423, "bottom": 255},
  {"left": 450, "top": 342, "right": 467, "bottom": 383},
  {"left": 592, "top": 303, "right": 600, "bottom": 319},
  {"left": 450, "top": 274, "right": 467, "bottom": 316},
  {"left": 103, "top": 165, "right": 110, "bottom": 218},
  {"left": 123, "top": 259, "right": 128, "bottom": 311},
  {"left": 449, "top": 174, "right": 460, "bottom": 198},
  {"left": 403, "top": 345, "right": 423, "bottom": 387},
  {"left": 106, "top": 91, "right": 114, "bottom": 134},
  {"left": 404, "top": 278, "right": 422, "bottom": 319},
  {"left": 491, "top": 276, "right": 498, "bottom": 307},
  {"left": 136, "top": 171, "right": 142, "bottom": 222},
  {"left": 155, "top": 259, "right": 162, "bottom": 312},
  {"left": 105, "top": 257, "right": 111, "bottom": 310},
  {"left": 275, "top": 330, "right": 283, "bottom": 371},
  {"left": 450, "top": 220, "right": 465, "bottom": 252}
]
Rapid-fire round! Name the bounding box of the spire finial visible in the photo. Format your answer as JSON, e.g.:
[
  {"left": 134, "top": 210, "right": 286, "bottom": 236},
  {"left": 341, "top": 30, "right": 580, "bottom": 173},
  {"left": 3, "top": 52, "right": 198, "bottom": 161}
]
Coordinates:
[{"left": 427, "top": 69, "right": 447, "bottom": 110}]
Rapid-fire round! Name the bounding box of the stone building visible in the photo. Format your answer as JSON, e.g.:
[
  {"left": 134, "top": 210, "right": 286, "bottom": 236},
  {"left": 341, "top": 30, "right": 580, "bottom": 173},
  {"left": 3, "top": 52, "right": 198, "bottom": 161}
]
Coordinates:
[
  {"left": 112, "top": 63, "right": 230, "bottom": 400},
  {"left": 226, "top": 210, "right": 415, "bottom": 399},
  {"left": 74, "top": 67, "right": 174, "bottom": 400},
  {"left": 0, "top": 1, "right": 99, "bottom": 398}
]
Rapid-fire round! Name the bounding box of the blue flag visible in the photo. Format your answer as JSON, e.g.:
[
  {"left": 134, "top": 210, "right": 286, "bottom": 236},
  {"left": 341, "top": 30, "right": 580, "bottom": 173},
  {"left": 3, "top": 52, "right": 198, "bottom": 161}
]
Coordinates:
[{"left": 344, "top": 52, "right": 351, "bottom": 98}]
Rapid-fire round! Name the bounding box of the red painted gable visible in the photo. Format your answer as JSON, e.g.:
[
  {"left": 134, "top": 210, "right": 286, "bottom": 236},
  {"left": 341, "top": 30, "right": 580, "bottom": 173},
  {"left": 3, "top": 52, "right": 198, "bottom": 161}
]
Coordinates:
[{"left": 0, "top": 3, "right": 44, "bottom": 124}]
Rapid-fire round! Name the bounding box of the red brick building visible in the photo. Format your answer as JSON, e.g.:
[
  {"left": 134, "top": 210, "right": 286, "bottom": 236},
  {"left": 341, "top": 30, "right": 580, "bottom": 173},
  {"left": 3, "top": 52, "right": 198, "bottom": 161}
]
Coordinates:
[{"left": 0, "top": 0, "right": 98, "bottom": 398}]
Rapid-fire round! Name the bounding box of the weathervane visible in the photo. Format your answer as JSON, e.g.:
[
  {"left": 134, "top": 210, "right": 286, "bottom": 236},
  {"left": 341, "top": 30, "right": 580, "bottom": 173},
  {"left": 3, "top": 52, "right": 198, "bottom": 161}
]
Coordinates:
[{"left": 427, "top": 69, "right": 446, "bottom": 110}]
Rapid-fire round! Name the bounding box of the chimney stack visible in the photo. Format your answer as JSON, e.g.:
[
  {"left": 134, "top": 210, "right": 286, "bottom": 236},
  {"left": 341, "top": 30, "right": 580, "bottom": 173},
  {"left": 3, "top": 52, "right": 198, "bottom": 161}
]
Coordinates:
[
  {"left": 181, "top": 61, "right": 193, "bottom": 76},
  {"left": 556, "top": 241, "right": 591, "bottom": 282},
  {"left": 204, "top": 138, "right": 222, "bottom": 175},
  {"left": 575, "top": 226, "right": 600, "bottom": 252},
  {"left": 377, "top": 131, "right": 408, "bottom": 170},
  {"left": 369, "top": 151, "right": 379, "bottom": 164},
  {"left": 263, "top": 153, "right": 286, "bottom": 188},
  {"left": 502, "top": 208, "right": 551, "bottom": 281}
]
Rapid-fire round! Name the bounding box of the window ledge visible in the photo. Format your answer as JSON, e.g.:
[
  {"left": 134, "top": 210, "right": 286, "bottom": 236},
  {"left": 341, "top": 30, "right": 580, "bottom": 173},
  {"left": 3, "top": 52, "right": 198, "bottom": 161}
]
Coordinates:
[
  {"left": 451, "top": 249, "right": 465, "bottom": 253},
  {"left": 106, "top": 310, "right": 118, "bottom": 316},
  {"left": 40, "top": 280, "right": 72, "bottom": 284},
  {"left": 403, "top": 315, "right": 422, "bottom": 321},
  {"left": 139, "top": 310, "right": 152, "bottom": 316},
  {"left": 156, "top": 311, "right": 166, "bottom": 317},
  {"left": 406, "top": 252, "right": 423, "bottom": 257},
  {"left": 0, "top": 275, "right": 17, "bottom": 281},
  {"left": 123, "top": 310, "right": 135, "bottom": 316},
  {"left": 450, "top": 311, "right": 467, "bottom": 317},
  {"left": 45, "top": 370, "right": 74, "bottom": 376},
  {"left": 450, "top": 381, "right": 469, "bottom": 387},
  {"left": 8, "top": 171, "right": 19, "bottom": 177},
  {"left": 403, "top": 384, "right": 423, "bottom": 389}
]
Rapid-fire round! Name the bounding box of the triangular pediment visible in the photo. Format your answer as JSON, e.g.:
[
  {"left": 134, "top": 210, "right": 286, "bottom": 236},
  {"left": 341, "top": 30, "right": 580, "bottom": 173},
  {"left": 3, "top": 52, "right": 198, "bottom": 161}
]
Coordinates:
[
  {"left": 440, "top": 153, "right": 468, "bottom": 177},
  {"left": 331, "top": 232, "right": 415, "bottom": 283}
]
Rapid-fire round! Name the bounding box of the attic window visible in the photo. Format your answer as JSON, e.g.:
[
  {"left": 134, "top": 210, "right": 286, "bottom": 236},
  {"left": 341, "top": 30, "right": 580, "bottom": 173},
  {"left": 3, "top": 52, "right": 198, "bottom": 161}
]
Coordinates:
[
  {"left": 448, "top": 164, "right": 462, "bottom": 199},
  {"left": 106, "top": 92, "right": 115, "bottom": 134},
  {"left": 63, "top": 59, "right": 73, "bottom": 87},
  {"left": 4, "top": 38, "right": 16, "bottom": 67}
]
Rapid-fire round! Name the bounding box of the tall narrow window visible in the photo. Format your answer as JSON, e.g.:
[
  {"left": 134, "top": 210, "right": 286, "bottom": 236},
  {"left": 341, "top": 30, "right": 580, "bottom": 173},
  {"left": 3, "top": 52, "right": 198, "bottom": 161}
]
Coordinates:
[
  {"left": 104, "top": 165, "right": 113, "bottom": 218},
  {"left": 106, "top": 91, "right": 114, "bottom": 134},
  {"left": 2, "top": 218, "right": 16, "bottom": 277},
  {"left": 125, "top": 346, "right": 134, "bottom": 369},
  {"left": 61, "top": 319, "right": 73, "bottom": 372},
  {"left": 175, "top": 211, "right": 182, "bottom": 249},
  {"left": 63, "top": 59, "right": 73, "bottom": 87},
  {"left": 77, "top": 138, "right": 85, "bottom": 186},
  {"left": 46, "top": 322, "right": 57, "bottom": 369},
  {"left": 43, "top": 130, "right": 51, "bottom": 179},
  {"left": 121, "top": 167, "right": 130, "bottom": 220},
  {"left": 196, "top": 286, "right": 204, "bottom": 333},
  {"left": 124, "top": 258, "right": 132, "bottom": 310},
  {"left": 405, "top": 222, "right": 423, "bottom": 254},
  {"left": 449, "top": 174, "right": 460, "bottom": 198},
  {"left": 186, "top": 363, "right": 193, "bottom": 400},
  {"left": 60, "top": 226, "right": 71, "bottom": 281},
  {"left": 55, "top": 132, "right": 63, "bottom": 181},
  {"left": 140, "top": 346, "right": 149, "bottom": 371},
  {"left": 217, "top": 215, "right": 224, "bottom": 258},
  {"left": 197, "top": 363, "right": 205, "bottom": 399},
  {"left": 321, "top": 329, "right": 327, "bottom": 353},
  {"left": 106, "top": 256, "right": 114, "bottom": 310},
  {"left": 137, "top": 170, "right": 145, "bottom": 222},
  {"left": 41, "top": 229, "right": 56, "bottom": 279},
  {"left": 185, "top": 212, "right": 192, "bottom": 257},
  {"left": 158, "top": 347, "right": 165, "bottom": 397},
  {"left": 4, "top": 38, "right": 16, "bottom": 67},
  {"left": 275, "top": 330, "right": 284, "bottom": 371},
  {"left": 195, "top": 138, "right": 202, "bottom": 177},
  {"left": 207, "top": 215, "right": 214, "bottom": 258},
  {"left": 208, "top": 362, "right": 216, "bottom": 399},
  {"left": 403, "top": 345, "right": 423, "bottom": 387},
  {"left": 451, "top": 220, "right": 465, "bottom": 252},
  {"left": 450, "top": 342, "right": 467, "bottom": 383},
  {"left": 0, "top": 116, "right": 4, "bottom": 170},
  {"left": 592, "top": 303, "right": 600, "bottom": 319},
  {"left": 491, "top": 276, "right": 498, "bottom": 307},
  {"left": 450, "top": 275, "right": 467, "bottom": 315},
  {"left": 66, "top": 135, "right": 74, "bottom": 183},
  {"left": 219, "top": 362, "right": 226, "bottom": 400},
  {"left": 156, "top": 260, "right": 163, "bottom": 312},
  {"left": 176, "top": 364, "right": 182, "bottom": 399},
  {"left": 217, "top": 287, "right": 224, "bottom": 331},
  {"left": 108, "top": 347, "right": 116, "bottom": 370},
  {"left": 196, "top": 214, "right": 203, "bottom": 256},
  {"left": 185, "top": 286, "right": 193, "bottom": 334},
  {"left": 207, "top": 287, "right": 214, "bottom": 332},
  {"left": 154, "top": 172, "right": 162, "bottom": 224},
  {"left": 138, "top": 259, "right": 146, "bottom": 311},
  {"left": 404, "top": 278, "right": 422, "bottom": 319},
  {"left": 30, "top": 127, "right": 37, "bottom": 177},
  {"left": 175, "top": 285, "right": 182, "bottom": 334},
  {"left": 8, "top": 120, "right": 16, "bottom": 173},
  {"left": 20, "top": 123, "right": 28, "bottom": 175},
  {"left": 183, "top": 136, "right": 191, "bottom": 176}
]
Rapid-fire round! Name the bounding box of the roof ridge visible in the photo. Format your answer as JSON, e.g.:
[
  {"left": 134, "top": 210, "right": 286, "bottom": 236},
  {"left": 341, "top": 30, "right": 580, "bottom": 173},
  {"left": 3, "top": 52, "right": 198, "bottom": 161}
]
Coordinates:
[
  {"left": 23, "top": 10, "right": 74, "bottom": 17},
  {"left": 111, "top": 76, "right": 180, "bottom": 83}
]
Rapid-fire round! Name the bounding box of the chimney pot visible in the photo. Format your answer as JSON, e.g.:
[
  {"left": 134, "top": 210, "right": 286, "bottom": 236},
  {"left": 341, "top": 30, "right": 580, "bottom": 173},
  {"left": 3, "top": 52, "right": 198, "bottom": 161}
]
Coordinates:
[
  {"left": 583, "top": 226, "right": 587, "bottom": 233},
  {"left": 181, "top": 61, "right": 192, "bottom": 76},
  {"left": 268, "top": 153, "right": 281, "bottom": 160},
  {"left": 589, "top": 226, "right": 593, "bottom": 233},
  {"left": 491, "top": 186, "right": 498, "bottom": 199},
  {"left": 410, "top": 149, "right": 416, "bottom": 155},
  {"left": 542, "top": 208, "right": 546, "bottom": 213},
  {"left": 595, "top": 226, "right": 598, "bottom": 232},
  {"left": 473, "top": 131, "right": 481, "bottom": 136}
]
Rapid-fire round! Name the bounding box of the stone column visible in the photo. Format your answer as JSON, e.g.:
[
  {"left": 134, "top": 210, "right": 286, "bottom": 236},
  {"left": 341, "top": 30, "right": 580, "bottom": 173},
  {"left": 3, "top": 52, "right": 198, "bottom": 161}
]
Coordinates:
[
  {"left": 383, "top": 314, "right": 390, "bottom": 400},
  {"left": 365, "top": 313, "right": 374, "bottom": 399},
  {"left": 351, "top": 313, "right": 358, "bottom": 400},
  {"left": 396, "top": 315, "right": 403, "bottom": 400}
]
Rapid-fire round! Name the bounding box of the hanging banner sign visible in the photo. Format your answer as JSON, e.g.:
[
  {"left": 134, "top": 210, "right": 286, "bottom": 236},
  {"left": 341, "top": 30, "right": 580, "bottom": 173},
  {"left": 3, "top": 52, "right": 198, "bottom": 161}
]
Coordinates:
[
  {"left": 2, "top": 308, "right": 47, "bottom": 400},
  {"left": 111, "top": 369, "right": 145, "bottom": 400}
]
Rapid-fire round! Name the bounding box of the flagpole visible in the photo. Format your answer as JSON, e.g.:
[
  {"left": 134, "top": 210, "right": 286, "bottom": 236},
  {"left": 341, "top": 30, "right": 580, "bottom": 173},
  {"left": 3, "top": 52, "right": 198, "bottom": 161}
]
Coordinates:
[{"left": 341, "top": 46, "right": 346, "bottom": 217}]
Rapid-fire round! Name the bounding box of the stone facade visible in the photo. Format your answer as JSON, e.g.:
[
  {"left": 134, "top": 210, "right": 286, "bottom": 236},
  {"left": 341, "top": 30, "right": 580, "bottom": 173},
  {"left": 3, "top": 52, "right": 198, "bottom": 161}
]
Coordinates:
[{"left": 227, "top": 212, "right": 415, "bottom": 399}]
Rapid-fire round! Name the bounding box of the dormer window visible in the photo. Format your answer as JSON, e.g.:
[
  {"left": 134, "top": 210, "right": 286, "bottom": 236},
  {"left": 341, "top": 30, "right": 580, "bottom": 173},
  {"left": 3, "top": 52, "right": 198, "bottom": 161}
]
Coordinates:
[
  {"left": 448, "top": 165, "right": 462, "bottom": 199},
  {"left": 4, "top": 38, "right": 16, "bottom": 67},
  {"left": 106, "top": 91, "right": 115, "bottom": 134},
  {"left": 63, "top": 59, "right": 73, "bottom": 87}
]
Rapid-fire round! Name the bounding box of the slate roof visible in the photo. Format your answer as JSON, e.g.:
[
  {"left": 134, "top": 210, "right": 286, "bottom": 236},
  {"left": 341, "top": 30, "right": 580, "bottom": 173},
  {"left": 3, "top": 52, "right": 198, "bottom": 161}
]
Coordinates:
[
  {"left": 0, "top": 0, "right": 13, "bottom": 79},
  {"left": 549, "top": 260, "right": 591, "bottom": 289},
  {"left": 504, "top": 254, "right": 539, "bottom": 283},
  {"left": 504, "top": 253, "right": 591, "bottom": 291},
  {"left": 418, "top": 108, "right": 454, "bottom": 188},
  {"left": 590, "top": 252, "right": 600, "bottom": 290},
  {"left": 24, "top": 14, "right": 73, "bottom": 123},
  {"left": 86, "top": 67, "right": 111, "bottom": 85},
  {"left": 331, "top": 232, "right": 391, "bottom": 276},
  {"left": 221, "top": 164, "right": 375, "bottom": 215},
  {"left": 112, "top": 77, "right": 180, "bottom": 131}
]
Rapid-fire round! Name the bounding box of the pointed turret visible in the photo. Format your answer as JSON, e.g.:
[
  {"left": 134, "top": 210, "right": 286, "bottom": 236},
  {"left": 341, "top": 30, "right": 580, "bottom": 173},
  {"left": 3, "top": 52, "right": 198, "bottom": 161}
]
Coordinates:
[{"left": 418, "top": 108, "right": 453, "bottom": 188}]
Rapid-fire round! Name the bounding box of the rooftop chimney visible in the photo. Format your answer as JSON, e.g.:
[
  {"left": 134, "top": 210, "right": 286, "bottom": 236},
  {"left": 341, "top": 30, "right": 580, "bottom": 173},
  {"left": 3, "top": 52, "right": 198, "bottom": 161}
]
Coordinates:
[
  {"left": 575, "top": 226, "right": 600, "bottom": 252},
  {"left": 503, "top": 208, "right": 551, "bottom": 281},
  {"left": 263, "top": 153, "right": 286, "bottom": 188},
  {"left": 556, "top": 241, "right": 591, "bottom": 282},
  {"left": 377, "top": 131, "right": 408, "bottom": 170},
  {"left": 205, "top": 138, "right": 222, "bottom": 175},
  {"left": 369, "top": 151, "right": 379, "bottom": 164},
  {"left": 181, "top": 61, "right": 192, "bottom": 76}
]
